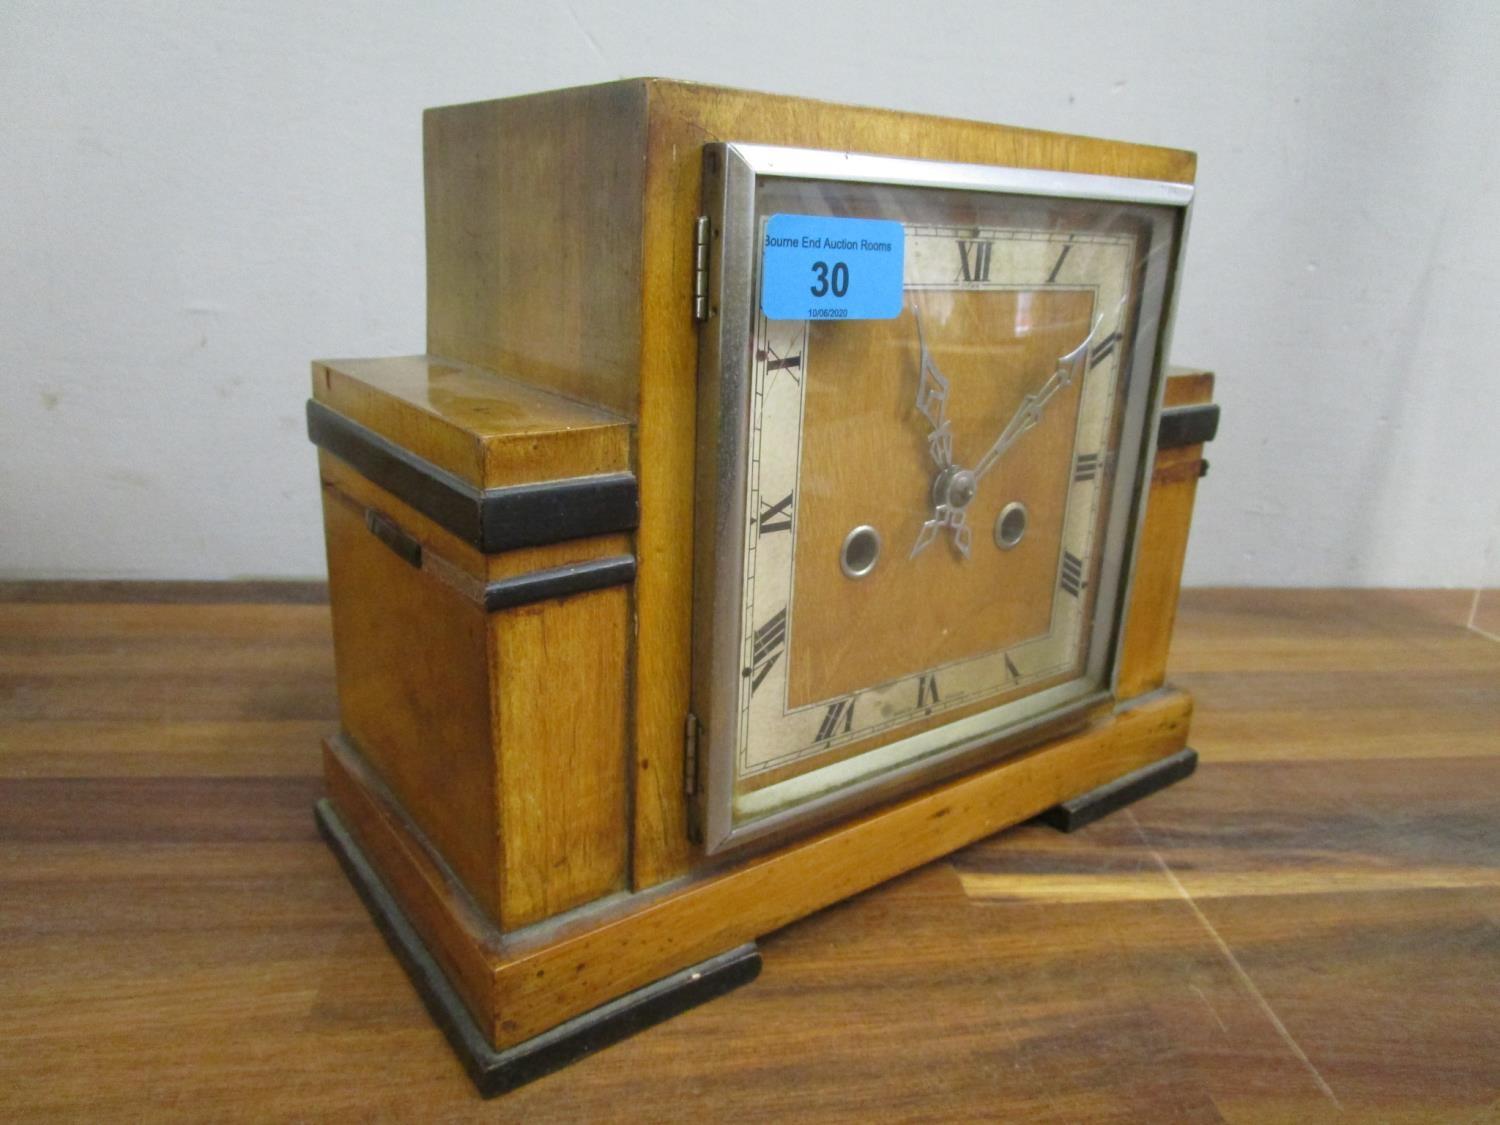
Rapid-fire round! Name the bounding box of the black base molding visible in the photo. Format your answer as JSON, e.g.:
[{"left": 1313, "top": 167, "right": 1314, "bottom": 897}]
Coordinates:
[
  {"left": 314, "top": 799, "right": 762, "bottom": 1097},
  {"left": 1037, "top": 747, "right": 1198, "bottom": 833}
]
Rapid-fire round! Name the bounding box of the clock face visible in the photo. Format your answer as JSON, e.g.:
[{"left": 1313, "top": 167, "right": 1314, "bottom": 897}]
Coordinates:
[{"left": 693, "top": 145, "right": 1188, "bottom": 851}]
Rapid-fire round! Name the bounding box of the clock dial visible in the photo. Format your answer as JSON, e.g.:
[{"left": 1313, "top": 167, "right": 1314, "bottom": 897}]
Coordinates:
[
  {"left": 692, "top": 146, "right": 1186, "bottom": 848},
  {"left": 736, "top": 222, "right": 1137, "bottom": 797}
]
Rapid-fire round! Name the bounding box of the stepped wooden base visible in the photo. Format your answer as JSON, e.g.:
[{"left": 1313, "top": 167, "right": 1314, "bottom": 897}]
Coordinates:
[
  {"left": 318, "top": 687, "right": 1193, "bottom": 1076},
  {"left": 316, "top": 799, "right": 761, "bottom": 1096}
]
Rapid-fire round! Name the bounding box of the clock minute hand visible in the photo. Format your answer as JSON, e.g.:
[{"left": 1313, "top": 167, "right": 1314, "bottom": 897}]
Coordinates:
[{"left": 972, "top": 320, "right": 1097, "bottom": 483}]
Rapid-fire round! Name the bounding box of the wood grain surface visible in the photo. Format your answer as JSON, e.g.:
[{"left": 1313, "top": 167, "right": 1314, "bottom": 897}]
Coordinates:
[
  {"left": 492, "top": 583, "right": 631, "bottom": 926},
  {"left": 2, "top": 584, "right": 1497, "bottom": 1120},
  {"left": 320, "top": 485, "right": 500, "bottom": 917},
  {"left": 1116, "top": 368, "right": 1214, "bottom": 701},
  {"left": 312, "top": 356, "right": 632, "bottom": 490},
  {"left": 317, "top": 453, "right": 633, "bottom": 932},
  {"left": 424, "top": 83, "right": 649, "bottom": 419}
]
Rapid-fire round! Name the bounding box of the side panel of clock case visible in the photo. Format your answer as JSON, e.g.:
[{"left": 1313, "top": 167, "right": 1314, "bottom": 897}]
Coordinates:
[
  {"left": 311, "top": 353, "right": 638, "bottom": 933},
  {"left": 319, "top": 465, "right": 500, "bottom": 917},
  {"left": 424, "top": 82, "right": 651, "bottom": 419},
  {"left": 1117, "top": 369, "right": 1215, "bottom": 700}
]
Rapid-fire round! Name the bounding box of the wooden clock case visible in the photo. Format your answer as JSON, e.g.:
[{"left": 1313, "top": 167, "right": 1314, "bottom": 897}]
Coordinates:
[{"left": 307, "top": 78, "right": 1219, "bottom": 1095}]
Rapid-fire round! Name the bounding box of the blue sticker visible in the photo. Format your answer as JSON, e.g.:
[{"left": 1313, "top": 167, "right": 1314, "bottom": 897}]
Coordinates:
[{"left": 761, "top": 214, "right": 905, "bottom": 321}]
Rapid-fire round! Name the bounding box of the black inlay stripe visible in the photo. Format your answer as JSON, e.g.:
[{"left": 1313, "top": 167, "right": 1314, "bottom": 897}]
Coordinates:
[
  {"left": 477, "top": 476, "right": 639, "bottom": 555},
  {"left": 308, "top": 399, "right": 482, "bottom": 540},
  {"left": 483, "top": 555, "right": 636, "bottom": 612},
  {"left": 307, "top": 400, "right": 638, "bottom": 553},
  {"left": 1156, "top": 403, "right": 1220, "bottom": 449}
]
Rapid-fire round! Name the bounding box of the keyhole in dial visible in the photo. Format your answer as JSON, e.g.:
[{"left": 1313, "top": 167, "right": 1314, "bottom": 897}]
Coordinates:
[
  {"left": 840, "top": 525, "right": 882, "bottom": 579},
  {"left": 995, "top": 502, "right": 1028, "bottom": 550}
]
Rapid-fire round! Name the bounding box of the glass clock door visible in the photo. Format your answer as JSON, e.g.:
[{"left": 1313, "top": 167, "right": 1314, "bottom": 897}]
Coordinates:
[{"left": 692, "top": 143, "right": 1191, "bottom": 852}]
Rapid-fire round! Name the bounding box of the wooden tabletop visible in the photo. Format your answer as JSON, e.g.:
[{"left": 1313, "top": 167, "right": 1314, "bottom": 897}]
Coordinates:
[{"left": 2, "top": 585, "right": 1497, "bottom": 1121}]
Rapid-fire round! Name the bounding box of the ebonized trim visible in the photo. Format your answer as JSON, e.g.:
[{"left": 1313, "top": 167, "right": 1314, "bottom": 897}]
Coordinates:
[
  {"left": 484, "top": 555, "right": 637, "bottom": 612},
  {"left": 365, "top": 509, "right": 423, "bottom": 569},
  {"left": 1037, "top": 747, "right": 1198, "bottom": 833},
  {"left": 307, "top": 400, "right": 638, "bottom": 553},
  {"left": 314, "top": 799, "right": 761, "bottom": 1098},
  {"left": 476, "top": 474, "right": 639, "bottom": 555},
  {"left": 1156, "top": 404, "right": 1220, "bottom": 449}
]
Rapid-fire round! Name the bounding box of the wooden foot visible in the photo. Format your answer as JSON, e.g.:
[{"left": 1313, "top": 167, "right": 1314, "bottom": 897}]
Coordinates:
[
  {"left": 1037, "top": 747, "right": 1198, "bottom": 833},
  {"left": 315, "top": 799, "right": 762, "bottom": 1097}
]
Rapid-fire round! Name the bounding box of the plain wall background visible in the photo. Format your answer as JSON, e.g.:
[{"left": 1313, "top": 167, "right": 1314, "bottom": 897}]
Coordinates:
[{"left": 3, "top": 0, "right": 1497, "bottom": 585}]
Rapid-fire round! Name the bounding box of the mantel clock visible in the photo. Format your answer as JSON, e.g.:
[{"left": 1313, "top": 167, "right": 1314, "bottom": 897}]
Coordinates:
[{"left": 307, "top": 79, "right": 1219, "bottom": 1096}]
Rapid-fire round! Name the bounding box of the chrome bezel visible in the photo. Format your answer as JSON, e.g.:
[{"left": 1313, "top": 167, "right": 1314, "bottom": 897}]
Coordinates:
[{"left": 691, "top": 142, "right": 1193, "bottom": 854}]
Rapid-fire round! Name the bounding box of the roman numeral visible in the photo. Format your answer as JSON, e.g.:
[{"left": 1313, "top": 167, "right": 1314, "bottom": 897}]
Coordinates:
[
  {"left": 758, "top": 492, "right": 793, "bottom": 535},
  {"left": 957, "top": 239, "right": 993, "bottom": 283},
  {"left": 748, "top": 609, "right": 787, "bottom": 693},
  {"left": 1089, "top": 330, "right": 1122, "bottom": 369},
  {"left": 1004, "top": 652, "right": 1021, "bottom": 683},
  {"left": 816, "top": 697, "right": 855, "bottom": 742},
  {"left": 917, "top": 673, "right": 940, "bottom": 709},
  {"left": 1059, "top": 551, "right": 1086, "bottom": 598},
  {"left": 755, "top": 347, "right": 803, "bottom": 383},
  {"left": 1074, "top": 452, "right": 1102, "bottom": 483},
  {"left": 1046, "top": 243, "right": 1072, "bottom": 283}
]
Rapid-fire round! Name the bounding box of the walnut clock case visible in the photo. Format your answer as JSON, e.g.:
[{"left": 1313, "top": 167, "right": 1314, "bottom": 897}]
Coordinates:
[{"left": 307, "top": 79, "right": 1219, "bottom": 1097}]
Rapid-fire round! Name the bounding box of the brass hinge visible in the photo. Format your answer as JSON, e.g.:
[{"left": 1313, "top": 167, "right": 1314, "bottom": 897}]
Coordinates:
[
  {"left": 683, "top": 711, "right": 701, "bottom": 796},
  {"left": 692, "top": 215, "right": 710, "bottom": 321}
]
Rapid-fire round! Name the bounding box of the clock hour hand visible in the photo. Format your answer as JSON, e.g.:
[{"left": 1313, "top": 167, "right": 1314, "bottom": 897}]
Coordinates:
[
  {"left": 910, "top": 306, "right": 973, "bottom": 558},
  {"left": 972, "top": 318, "right": 1099, "bottom": 483},
  {"left": 912, "top": 306, "right": 953, "bottom": 470},
  {"left": 911, "top": 499, "right": 971, "bottom": 559}
]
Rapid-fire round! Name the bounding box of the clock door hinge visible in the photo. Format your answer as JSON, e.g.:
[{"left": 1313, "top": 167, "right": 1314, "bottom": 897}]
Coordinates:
[
  {"left": 683, "top": 711, "right": 701, "bottom": 796},
  {"left": 692, "top": 215, "right": 711, "bottom": 322}
]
